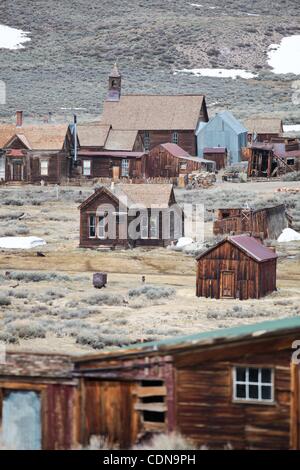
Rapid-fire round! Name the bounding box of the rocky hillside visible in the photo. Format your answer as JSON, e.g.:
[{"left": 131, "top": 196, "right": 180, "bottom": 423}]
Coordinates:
[{"left": 0, "top": 0, "right": 299, "bottom": 123}]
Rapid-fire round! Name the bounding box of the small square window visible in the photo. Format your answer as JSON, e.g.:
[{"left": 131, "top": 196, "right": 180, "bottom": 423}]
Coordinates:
[{"left": 233, "top": 367, "right": 274, "bottom": 403}]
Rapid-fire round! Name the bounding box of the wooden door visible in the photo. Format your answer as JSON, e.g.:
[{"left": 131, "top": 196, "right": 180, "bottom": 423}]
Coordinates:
[
  {"left": 12, "top": 162, "right": 23, "bottom": 181},
  {"left": 112, "top": 166, "right": 120, "bottom": 180},
  {"left": 220, "top": 271, "right": 235, "bottom": 298}
]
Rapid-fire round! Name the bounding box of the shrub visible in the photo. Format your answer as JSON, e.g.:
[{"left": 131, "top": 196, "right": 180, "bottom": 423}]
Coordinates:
[
  {"left": 128, "top": 285, "right": 176, "bottom": 300},
  {"left": 0, "top": 331, "right": 19, "bottom": 344},
  {"left": 0, "top": 296, "right": 11, "bottom": 306},
  {"left": 76, "top": 331, "right": 105, "bottom": 349},
  {"left": 7, "top": 322, "right": 47, "bottom": 339},
  {"left": 282, "top": 171, "right": 300, "bottom": 181},
  {"left": 134, "top": 432, "right": 198, "bottom": 450},
  {"left": 85, "top": 293, "right": 124, "bottom": 306}
]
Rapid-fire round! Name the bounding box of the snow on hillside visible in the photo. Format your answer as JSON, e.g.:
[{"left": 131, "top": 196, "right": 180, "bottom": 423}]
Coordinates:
[
  {"left": 174, "top": 68, "right": 257, "bottom": 79},
  {"left": 268, "top": 36, "right": 300, "bottom": 75},
  {"left": 0, "top": 24, "right": 31, "bottom": 50}
]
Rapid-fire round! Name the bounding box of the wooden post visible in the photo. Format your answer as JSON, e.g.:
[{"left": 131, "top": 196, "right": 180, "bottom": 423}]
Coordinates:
[{"left": 290, "top": 362, "right": 299, "bottom": 449}]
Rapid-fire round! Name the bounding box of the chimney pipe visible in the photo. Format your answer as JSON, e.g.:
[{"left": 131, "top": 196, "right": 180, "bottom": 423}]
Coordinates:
[
  {"left": 73, "top": 114, "right": 77, "bottom": 162},
  {"left": 16, "top": 110, "right": 23, "bottom": 127}
]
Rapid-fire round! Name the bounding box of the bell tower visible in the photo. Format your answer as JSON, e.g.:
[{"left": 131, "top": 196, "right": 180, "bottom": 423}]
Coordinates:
[{"left": 106, "top": 63, "right": 121, "bottom": 101}]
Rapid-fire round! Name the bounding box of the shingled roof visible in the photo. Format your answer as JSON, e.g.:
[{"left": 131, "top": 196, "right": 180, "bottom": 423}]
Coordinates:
[
  {"left": 101, "top": 94, "right": 207, "bottom": 131},
  {"left": 105, "top": 129, "right": 139, "bottom": 151},
  {"left": 0, "top": 124, "right": 69, "bottom": 150},
  {"left": 244, "top": 118, "right": 283, "bottom": 135},
  {"left": 77, "top": 123, "right": 111, "bottom": 148}
]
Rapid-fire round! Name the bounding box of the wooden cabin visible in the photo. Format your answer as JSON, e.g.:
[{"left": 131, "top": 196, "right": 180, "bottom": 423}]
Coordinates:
[
  {"left": 247, "top": 140, "right": 300, "bottom": 178},
  {"left": 0, "top": 114, "right": 72, "bottom": 184},
  {"left": 0, "top": 352, "right": 78, "bottom": 450},
  {"left": 145, "top": 143, "right": 215, "bottom": 179},
  {"left": 196, "top": 235, "right": 277, "bottom": 300},
  {"left": 79, "top": 184, "right": 183, "bottom": 249},
  {"left": 74, "top": 317, "right": 300, "bottom": 450},
  {"left": 244, "top": 118, "right": 283, "bottom": 144},
  {"left": 100, "top": 65, "right": 209, "bottom": 155},
  {"left": 203, "top": 147, "right": 227, "bottom": 170},
  {"left": 1, "top": 317, "right": 300, "bottom": 449},
  {"left": 213, "top": 205, "right": 287, "bottom": 240}
]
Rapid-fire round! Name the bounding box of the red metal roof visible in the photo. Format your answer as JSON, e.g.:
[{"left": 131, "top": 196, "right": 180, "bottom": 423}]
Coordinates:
[
  {"left": 78, "top": 150, "right": 145, "bottom": 158},
  {"left": 160, "top": 143, "right": 190, "bottom": 158},
  {"left": 203, "top": 147, "right": 226, "bottom": 154},
  {"left": 229, "top": 235, "right": 277, "bottom": 262}
]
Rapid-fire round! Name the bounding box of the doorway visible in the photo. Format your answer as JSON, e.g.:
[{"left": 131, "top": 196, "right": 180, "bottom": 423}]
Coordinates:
[
  {"left": 220, "top": 271, "right": 235, "bottom": 298},
  {"left": 12, "top": 161, "right": 24, "bottom": 181}
]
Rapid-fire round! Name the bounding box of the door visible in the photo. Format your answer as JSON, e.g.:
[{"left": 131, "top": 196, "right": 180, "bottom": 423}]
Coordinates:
[
  {"left": 1, "top": 390, "right": 42, "bottom": 450},
  {"left": 220, "top": 271, "right": 235, "bottom": 298},
  {"left": 112, "top": 166, "right": 120, "bottom": 180},
  {"left": 12, "top": 162, "right": 23, "bottom": 181}
]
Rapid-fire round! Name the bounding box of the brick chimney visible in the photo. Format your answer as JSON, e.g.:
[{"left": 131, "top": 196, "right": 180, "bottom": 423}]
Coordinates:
[{"left": 16, "top": 110, "right": 23, "bottom": 127}]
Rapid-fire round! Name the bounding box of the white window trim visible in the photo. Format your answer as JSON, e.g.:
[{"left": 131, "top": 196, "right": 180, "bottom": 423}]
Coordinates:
[
  {"left": 121, "top": 159, "right": 129, "bottom": 177},
  {"left": 150, "top": 215, "right": 159, "bottom": 239},
  {"left": 232, "top": 366, "right": 274, "bottom": 404},
  {"left": 83, "top": 159, "right": 91, "bottom": 176},
  {"left": 88, "top": 214, "right": 96, "bottom": 239},
  {"left": 141, "top": 214, "right": 148, "bottom": 239},
  {"left": 40, "top": 160, "right": 49, "bottom": 176},
  {"left": 98, "top": 216, "right": 106, "bottom": 239}
]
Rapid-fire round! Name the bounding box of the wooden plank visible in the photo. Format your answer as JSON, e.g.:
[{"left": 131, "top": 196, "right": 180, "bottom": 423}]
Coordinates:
[
  {"left": 134, "top": 386, "right": 167, "bottom": 398},
  {"left": 290, "top": 363, "right": 299, "bottom": 449},
  {"left": 143, "top": 421, "right": 166, "bottom": 433},
  {"left": 134, "top": 403, "right": 167, "bottom": 412}
]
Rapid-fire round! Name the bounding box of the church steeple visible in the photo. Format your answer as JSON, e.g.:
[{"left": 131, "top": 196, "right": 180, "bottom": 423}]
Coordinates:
[{"left": 106, "top": 62, "right": 121, "bottom": 101}]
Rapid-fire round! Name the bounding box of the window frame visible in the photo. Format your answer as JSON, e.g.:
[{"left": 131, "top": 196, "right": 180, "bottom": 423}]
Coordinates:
[
  {"left": 232, "top": 366, "right": 275, "bottom": 404},
  {"left": 88, "top": 214, "right": 96, "bottom": 239},
  {"left": 40, "top": 160, "right": 49, "bottom": 176},
  {"left": 98, "top": 215, "right": 106, "bottom": 239},
  {"left": 140, "top": 214, "right": 149, "bottom": 239},
  {"left": 83, "top": 159, "right": 91, "bottom": 176},
  {"left": 144, "top": 131, "right": 150, "bottom": 151},
  {"left": 150, "top": 214, "right": 159, "bottom": 239},
  {"left": 172, "top": 131, "right": 179, "bottom": 145},
  {"left": 121, "top": 159, "right": 129, "bottom": 177}
]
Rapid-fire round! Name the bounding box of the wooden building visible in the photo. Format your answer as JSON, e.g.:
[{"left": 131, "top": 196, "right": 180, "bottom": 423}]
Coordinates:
[
  {"left": 203, "top": 147, "right": 227, "bottom": 170},
  {"left": 0, "top": 353, "right": 78, "bottom": 450},
  {"left": 100, "top": 65, "right": 209, "bottom": 155},
  {"left": 247, "top": 140, "right": 300, "bottom": 178},
  {"left": 244, "top": 117, "right": 283, "bottom": 144},
  {"left": 145, "top": 143, "right": 215, "bottom": 178},
  {"left": 213, "top": 204, "right": 287, "bottom": 240},
  {"left": 196, "top": 235, "right": 277, "bottom": 300},
  {"left": 74, "top": 316, "right": 300, "bottom": 450},
  {"left": 79, "top": 184, "right": 183, "bottom": 249},
  {"left": 1, "top": 317, "right": 300, "bottom": 449},
  {"left": 0, "top": 113, "right": 72, "bottom": 184}
]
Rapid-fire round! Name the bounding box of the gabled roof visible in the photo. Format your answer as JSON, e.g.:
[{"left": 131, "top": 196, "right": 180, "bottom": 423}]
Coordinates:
[
  {"left": 78, "top": 150, "right": 144, "bottom": 158},
  {"left": 101, "top": 94, "right": 206, "bottom": 131},
  {"left": 244, "top": 118, "right": 283, "bottom": 135},
  {"left": 74, "top": 316, "right": 300, "bottom": 364},
  {"left": 79, "top": 184, "right": 174, "bottom": 211},
  {"left": 77, "top": 124, "right": 111, "bottom": 148},
  {"left": 104, "top": 129, "right": 139, "bottom": 151},
  {"left": 0, "top": 124, "right": 69, "bottom": 150},
  {"left": 197, "top": 111, "right": 247, "bottom": 136},
  {"left": 159, "top": 142, "right": 190, "bottom": 158},
  {"left": 204, "top": 147, "right": 226, "bottom": 154},
  {"left": 196, "top": 235, "right": 277, "bottom": 263}
]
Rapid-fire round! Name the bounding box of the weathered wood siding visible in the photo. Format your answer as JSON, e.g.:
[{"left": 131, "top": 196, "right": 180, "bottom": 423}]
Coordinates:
[
  {"left": 77, "top": 155, "right": 144, "bottom": 179},
  {"left": 175, "top": 348, "right": 293, "bottom": 449},
  {"left": 196, "top": 240, "right": 276, "bottom": 300},
  {"left": 145, "top": 146, "right": 202, "bottom": 178},
  {"left": 139, "top": 130, "right": 197, "bottom": 155},
  {"left": 203, "top": 151, "right": 227, "bottom": 170}
]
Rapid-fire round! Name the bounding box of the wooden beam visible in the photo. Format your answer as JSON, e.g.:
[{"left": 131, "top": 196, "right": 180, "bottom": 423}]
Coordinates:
[
  {"left": 134, "top": 403, "right": 167, "bottom": 412},
  {"left": 290, "top": 363, "right": 299, "bottom": 450},
  {"left": 143, "top": 421, "right": 166, "bottom": 433},
  {"left": 134, "top": 386, "right": 167, "bottom": 398}
]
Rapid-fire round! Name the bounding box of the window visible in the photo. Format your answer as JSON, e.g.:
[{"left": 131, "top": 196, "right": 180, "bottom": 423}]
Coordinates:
[
  {"left": 40, "top": 160, "right": 49, "bottom": 176},
  {"left": 89, "top": 215, "right": 96, "bottom": 238},
  {"left": 83, "top": 160, "right": 91, "bottom": 176},
  {"left": 150, "top": 215, "right": 159, "bottom": 239},
  {"left": 121, "top": 159, "right": 129, "bottom": 177},
  {"left": 172, "top": 131, "right": 179, "bottom": 144},
  {"left": 179, "top": 161, "right": 187, "bottom": 171},
  {"left": 287, "top": 158, "right": 295, "bottom": 166},
  {"left": 135, "top": 380, "right": 166, "bottom": 432},
  {"left": 144, "top": 131, "right": 150, "bottom": 151},
  {"left": 98, "top": 215, "right": 106, "bottom": 239},
  {"left": 141, "top": 214, "right": 148, "bottom": 239},
  {"left": 233, "top": 367, "right": 274, "bottom": 403}
]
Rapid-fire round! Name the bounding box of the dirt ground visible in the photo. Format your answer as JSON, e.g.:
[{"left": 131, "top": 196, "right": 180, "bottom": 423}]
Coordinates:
[{"left": 0, "top": 179, "right": 299, "bottom": 355}]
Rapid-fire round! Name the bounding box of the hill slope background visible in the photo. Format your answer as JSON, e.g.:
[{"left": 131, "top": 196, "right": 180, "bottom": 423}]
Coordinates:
[{"left": 0, "top": 0, "right": 300, "bottom": 123}]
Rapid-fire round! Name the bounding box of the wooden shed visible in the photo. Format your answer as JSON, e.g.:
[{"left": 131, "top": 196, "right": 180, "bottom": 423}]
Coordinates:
[
  {"left": 74, "top": 317, "right": 300, "bottom": 450},
  {"left": 247, "top": 140, "right": 300, "bottom": 178},
  {"left": 196, "top": 235, "right": 277, "bottom": 300},
  {"left": 145, "top": 143, "right": 215, "bottom": 179},
  {"left": 213, "top": 204, "right": 287, "bottom": 240},
  {"left": 244, "top": 117, "right": 283, "bottom": 144}
]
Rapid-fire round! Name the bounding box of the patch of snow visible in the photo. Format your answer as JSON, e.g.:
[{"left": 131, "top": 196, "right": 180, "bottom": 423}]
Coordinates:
[
  {"left": 283, "top": 124, "right": 300, "bottom": 132},
  {"left": 174, "top": 68, "right": 257, "bottom": 80},
  {"left": 277, "top": 228, "right": 300, "bottom": 243},
  {"left": 0, "top": 236, "right": 46, "bottom": 250},
  {"left": 246, "top": 13, "right": 260, "bottom": 16},
  {"left": 0, "top": 24, "right": 31, "bottom": 50},
  {"left": 176, "top": 237, "right": 194, "bottom": 248},
  {"left": 190, "top": 3, "right": 203, "bottom": 7},
  {"left": 267, "top": 36, "right": 300, "bottom": 75}
]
